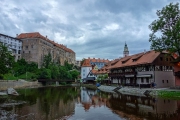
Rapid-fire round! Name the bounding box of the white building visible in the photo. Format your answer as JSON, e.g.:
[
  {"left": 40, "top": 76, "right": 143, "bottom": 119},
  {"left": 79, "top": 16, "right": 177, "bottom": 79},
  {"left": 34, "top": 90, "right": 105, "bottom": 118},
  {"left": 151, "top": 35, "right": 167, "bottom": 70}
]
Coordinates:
[
  {"left": 81, "top": 58, "right": 109, "bottom": 80},
  {"left": 0, "top": 33, "right": 22, "bottom": 61}
]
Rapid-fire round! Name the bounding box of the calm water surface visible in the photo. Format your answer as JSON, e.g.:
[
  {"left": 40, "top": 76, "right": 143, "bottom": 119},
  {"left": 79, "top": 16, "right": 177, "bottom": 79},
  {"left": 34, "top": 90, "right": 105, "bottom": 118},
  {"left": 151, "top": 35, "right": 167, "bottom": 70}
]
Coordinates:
[{"left": 0, "top": 86, "right": 180, "bottom": 120}]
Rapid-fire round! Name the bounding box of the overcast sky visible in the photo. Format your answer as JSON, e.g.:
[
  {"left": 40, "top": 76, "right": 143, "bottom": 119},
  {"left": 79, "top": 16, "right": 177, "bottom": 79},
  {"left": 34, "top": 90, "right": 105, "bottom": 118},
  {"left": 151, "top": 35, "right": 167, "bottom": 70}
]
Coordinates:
[{"left": 0, "top": 0, "right": 179, "bottom": 60}]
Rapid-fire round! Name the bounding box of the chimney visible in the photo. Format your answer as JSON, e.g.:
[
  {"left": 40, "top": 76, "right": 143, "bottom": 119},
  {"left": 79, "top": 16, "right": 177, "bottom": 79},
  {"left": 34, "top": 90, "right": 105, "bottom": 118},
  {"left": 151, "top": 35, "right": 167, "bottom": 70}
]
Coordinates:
[
  {"left": 88, "top": 57, "right": 90, "bottom": 59},
  {"left": 16, "top": 34, "right": 18, "bottom": 37}
]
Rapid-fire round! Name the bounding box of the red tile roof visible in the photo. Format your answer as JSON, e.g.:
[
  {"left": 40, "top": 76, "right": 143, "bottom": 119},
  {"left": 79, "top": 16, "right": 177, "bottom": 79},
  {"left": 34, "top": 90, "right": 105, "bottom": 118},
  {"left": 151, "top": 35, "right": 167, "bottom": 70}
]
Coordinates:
[
  {"left": 110, "top": 50, "right": 160, "bottom": 69},
  {"left": 95, "top": 59, "right": 119, "bottom": 74},
  {"left": 17, "top": 32, "right": 75, "bottom": 53},
  {"left": 81, "top": 58, "right": 110, "bottom": 67}
]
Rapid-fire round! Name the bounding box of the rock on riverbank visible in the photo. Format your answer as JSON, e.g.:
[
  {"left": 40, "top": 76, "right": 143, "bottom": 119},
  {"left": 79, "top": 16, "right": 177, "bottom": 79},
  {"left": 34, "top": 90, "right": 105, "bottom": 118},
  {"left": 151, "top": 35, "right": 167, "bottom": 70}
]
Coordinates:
[{"left": 98, "top": 85, "right": 160, "bottom": 96}]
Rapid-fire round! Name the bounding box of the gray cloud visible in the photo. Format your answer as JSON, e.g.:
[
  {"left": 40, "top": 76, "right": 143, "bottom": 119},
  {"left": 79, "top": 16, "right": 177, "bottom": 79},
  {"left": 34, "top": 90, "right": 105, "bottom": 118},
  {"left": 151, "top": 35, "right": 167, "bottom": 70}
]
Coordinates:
[{"left": 0, "top": 0, "right": 179, "bottom": 61}]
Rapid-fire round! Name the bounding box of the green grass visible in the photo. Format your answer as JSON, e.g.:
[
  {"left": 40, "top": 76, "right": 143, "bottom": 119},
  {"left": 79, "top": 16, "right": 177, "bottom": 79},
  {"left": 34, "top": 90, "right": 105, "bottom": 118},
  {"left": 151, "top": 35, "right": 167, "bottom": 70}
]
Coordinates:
[
  {"left": 158, "top": 90, "right": 180, "bottom": 99},
  {"left": 3, "top": 72, "right": 37, "bottom": 81},
  {"left": 3, "top": 73, "right": 18, "bottom": 80},
  {"left": 18, "top": 72, "right": 37, "bottom": 81}
]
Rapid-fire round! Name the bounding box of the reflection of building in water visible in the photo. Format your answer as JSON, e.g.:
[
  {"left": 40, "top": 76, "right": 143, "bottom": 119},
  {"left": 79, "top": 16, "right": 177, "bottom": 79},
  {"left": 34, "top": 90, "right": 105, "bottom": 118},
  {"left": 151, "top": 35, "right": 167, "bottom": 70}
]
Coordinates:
[
  {"left": 108, "top": 93, "right": 178, "bottom": 119},
  {"left": 14, "top": 98, "right": 76, "bottom": 120},
  {"left": 80, "top": 87, "right": 108, "bottom": 111}
]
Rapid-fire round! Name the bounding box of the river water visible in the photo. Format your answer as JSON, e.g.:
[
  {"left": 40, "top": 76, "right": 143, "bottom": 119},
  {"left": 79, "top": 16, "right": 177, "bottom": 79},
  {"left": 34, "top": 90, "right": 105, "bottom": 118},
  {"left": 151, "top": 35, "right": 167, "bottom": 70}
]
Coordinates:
[{"left": 0, "top": 86, "right": 180, "bottom": 120}]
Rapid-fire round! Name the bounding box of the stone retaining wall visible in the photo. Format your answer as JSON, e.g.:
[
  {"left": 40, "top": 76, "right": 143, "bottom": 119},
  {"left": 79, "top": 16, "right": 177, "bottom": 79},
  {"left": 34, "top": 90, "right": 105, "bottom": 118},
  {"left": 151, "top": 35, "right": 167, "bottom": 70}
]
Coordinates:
[{"left": 0, "top": 80, "right": 42, "bottom": 90}]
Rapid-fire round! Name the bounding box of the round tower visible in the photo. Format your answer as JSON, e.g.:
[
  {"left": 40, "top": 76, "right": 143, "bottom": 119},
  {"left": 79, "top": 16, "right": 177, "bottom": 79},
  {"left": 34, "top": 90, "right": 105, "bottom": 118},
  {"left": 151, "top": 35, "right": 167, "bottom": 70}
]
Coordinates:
[{"left": 123, "top": 42, "right": 129, "bottom": 57}]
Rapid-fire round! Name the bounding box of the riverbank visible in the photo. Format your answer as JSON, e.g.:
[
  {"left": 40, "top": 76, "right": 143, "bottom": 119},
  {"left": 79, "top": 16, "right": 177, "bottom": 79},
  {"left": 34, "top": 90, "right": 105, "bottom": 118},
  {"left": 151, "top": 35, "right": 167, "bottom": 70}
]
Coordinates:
[
  {"left": 98, "top": 85, "right": 180, "bottom": 97},
  {"left": 0, "top": 79, "right": 42, "bottom": 91}
]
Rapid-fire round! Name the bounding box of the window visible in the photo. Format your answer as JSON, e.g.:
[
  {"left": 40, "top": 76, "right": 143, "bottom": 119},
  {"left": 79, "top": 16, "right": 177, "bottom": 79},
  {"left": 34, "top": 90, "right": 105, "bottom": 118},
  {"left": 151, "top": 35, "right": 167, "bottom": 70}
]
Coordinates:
[
  {"left": 162, "top": 80, "right": 164, "bottom": 83},
  {"left": 141, "top": 78, "right": 144, "bottom": 83},
  {"left": 29, "top": 51, "right": 31, "bottom": 54},
  {"left": 26, "top": 46, "right": 28, "bottom": 49},
  {"left": 83, "top": 74, "right": 85, "bottom": 76},
  {"left": 166, "top": 58, "right": 168, "bottom": 61},
  {"left": 83, "top": 70, "right": 85, "bottom": 72},
  {"left": 167, "top": 80, "right": 168, "bottom": 83},
  {"left": 160, "top": 57, "right": 163, "bottom": 61},
  {"left": 31, "top": 45, "right": 33, "bottom": 48},
  {"left": 146, "top": 78, "right": 149, "bottom": 83}
]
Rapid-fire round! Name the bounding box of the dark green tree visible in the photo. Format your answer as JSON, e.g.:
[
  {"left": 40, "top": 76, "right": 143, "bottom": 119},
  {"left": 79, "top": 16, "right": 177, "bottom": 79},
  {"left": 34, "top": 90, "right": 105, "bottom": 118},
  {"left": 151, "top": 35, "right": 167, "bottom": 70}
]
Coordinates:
[
  {"left": 38, "top": 68, "right": 51, "bottom": 79},
  {"left": 69, "top": 70, "right": 79, "bottom": 80},
  {"left": 42, "top": 53, "right": 52, "bottom": 69},
  {"left": 49, "top": 63, "right": 59, "bottom": 79},
  {"left": 149, "top": 3, "right": 180, "bottom": 57},
  {"left": 0, "top": 43, "right": 15, "bottom": 78}
]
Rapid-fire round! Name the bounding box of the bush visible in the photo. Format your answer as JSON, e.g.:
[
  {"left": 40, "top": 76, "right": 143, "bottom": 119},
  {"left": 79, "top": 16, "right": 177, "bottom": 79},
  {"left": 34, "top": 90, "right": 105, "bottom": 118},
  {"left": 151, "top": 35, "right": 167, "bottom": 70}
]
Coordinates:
[
  {"left": 38, "top": 68, "right": 51, "bottom": 79},
  {"left": 60, "top": 82, "right": 66, "bottom": 85}
]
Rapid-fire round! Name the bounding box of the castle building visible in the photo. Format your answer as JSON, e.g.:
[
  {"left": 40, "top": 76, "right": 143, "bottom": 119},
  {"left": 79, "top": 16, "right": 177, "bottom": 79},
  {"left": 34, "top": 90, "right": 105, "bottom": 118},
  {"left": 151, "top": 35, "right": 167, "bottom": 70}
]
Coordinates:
[
  {"left": 0, "top": 33, "right": 22, "bottom": 61},
  {"left": 17, "top": 32, "right": 75, "bottom": 67},
  {"left": 123, "top": 42, "right": 129, "bottom": 57}
]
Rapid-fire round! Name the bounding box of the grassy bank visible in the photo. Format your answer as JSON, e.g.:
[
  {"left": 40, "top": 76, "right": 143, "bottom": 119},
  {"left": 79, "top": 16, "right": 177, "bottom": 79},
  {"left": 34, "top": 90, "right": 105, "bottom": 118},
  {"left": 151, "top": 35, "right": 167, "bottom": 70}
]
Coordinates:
[{"left": 157, "top": 90, "right": 180, "bottom": 99}]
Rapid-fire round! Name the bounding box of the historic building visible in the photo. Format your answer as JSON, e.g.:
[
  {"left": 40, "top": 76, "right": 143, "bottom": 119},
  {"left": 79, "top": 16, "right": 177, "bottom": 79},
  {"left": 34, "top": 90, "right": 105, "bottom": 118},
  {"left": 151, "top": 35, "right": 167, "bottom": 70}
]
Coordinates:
[
  {"left": 108, "top": 50, "right": 175, "bottom": 88},
  {"left": 17, "top": 32, "right": 75, "bottom": 67},
  {"left": 0, "top": 33, "right": 22, "bottom": 61},
  {"left": 123, "top": 42, "right": 129, "bottom": 57},
  {"left": 81, "top": 58, "right": 109, "bottom": 80}
]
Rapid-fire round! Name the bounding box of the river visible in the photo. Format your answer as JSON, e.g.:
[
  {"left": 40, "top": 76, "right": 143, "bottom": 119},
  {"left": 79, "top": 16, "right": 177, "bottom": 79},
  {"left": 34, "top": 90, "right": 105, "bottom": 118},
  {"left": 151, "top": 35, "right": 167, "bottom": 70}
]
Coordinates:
[{"left": 0, "top": 86, "right": 180, "bottom": 120}]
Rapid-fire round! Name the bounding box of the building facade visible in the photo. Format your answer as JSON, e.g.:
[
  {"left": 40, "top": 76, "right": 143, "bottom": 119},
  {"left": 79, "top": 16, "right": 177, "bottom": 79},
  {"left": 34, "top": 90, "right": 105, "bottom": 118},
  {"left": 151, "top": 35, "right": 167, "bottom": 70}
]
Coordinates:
[
  {"left": 81, "top": 58, "right": 109, "bottom": 79},
  {"left": 109, "top": 50, "right": 175, "bottom": 88},
  {"left": 17, "top": 32, "right": 75, "bottom": 67},
  {"left": 0, "top": 33, "right": 22, "bottom": 61}
]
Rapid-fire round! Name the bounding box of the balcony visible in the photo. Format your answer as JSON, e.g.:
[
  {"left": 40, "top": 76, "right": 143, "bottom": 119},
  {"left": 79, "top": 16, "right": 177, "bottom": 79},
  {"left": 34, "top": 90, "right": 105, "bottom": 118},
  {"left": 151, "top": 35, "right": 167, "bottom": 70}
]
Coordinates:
[
  {"left": 108, "top": 73, "right": 124, "bottom": 77},
  {"left": 125, "top": 71, "right": 137, "bottom": 75}
]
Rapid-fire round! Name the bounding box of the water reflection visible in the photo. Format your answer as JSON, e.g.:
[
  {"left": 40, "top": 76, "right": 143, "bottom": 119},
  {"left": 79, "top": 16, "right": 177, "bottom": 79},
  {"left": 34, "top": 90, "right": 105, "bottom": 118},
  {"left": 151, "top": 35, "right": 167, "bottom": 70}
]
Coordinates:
[{"left": 0, "top": 86, "right": 180, "bottom": 120}]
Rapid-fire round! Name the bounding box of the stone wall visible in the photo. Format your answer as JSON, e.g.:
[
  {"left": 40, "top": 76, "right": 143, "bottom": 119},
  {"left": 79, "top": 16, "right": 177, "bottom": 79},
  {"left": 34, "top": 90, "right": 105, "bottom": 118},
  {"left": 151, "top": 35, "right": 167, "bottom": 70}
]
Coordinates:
[{"left": 0, "top": 80, "right": 42, "bottom": 90}]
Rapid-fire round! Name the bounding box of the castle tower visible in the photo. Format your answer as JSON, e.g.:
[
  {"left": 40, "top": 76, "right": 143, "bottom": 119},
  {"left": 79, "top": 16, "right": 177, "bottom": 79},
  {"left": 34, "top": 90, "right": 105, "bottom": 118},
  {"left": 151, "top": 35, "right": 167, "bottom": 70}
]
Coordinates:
[{"left": 123, "top": 42, "right": 129, "bottom": 57}]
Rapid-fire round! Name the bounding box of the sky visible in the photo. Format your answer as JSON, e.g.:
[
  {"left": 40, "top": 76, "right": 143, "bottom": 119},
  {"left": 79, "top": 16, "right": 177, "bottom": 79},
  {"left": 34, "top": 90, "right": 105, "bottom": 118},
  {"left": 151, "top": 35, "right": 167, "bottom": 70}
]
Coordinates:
[{"left": 0, "top": 0, "right": 179, "bottom": 60}]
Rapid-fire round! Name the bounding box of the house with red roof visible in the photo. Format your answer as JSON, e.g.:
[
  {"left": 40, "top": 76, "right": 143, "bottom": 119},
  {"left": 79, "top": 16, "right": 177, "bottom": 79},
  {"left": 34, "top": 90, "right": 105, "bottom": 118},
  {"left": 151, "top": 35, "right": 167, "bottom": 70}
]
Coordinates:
[
  {"left": 81, "top": 58, "right": 109, "bottom": 83},
  {"left": 108, "top": 50, "right": 175, "bottom": 88}
]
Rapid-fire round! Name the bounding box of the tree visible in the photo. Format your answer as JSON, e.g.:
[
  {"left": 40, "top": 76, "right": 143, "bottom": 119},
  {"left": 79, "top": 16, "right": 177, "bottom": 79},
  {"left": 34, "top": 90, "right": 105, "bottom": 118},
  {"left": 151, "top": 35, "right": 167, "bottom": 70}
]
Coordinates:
[
  {"left": 149, "top": 3, "right": 180, "bottom": 57},
  {"left": 38, "top": 68, "right": 51, "bottom": 79},
  {"left": 69, "top": 70, "right": 80, "bottom": 80},
  {"left": 0, "top": 43, "right": 15, "bottom": 78},
  {"left": 42, "top": 53, "right": 52, "bottom": 69}
]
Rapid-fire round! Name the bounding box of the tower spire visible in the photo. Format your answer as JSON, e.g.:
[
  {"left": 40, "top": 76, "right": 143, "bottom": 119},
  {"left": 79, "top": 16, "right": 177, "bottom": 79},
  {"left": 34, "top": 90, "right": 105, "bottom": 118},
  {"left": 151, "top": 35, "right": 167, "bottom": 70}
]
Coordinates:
[{"left": 123, "top": 42, "right": 129, "bottom": 57}]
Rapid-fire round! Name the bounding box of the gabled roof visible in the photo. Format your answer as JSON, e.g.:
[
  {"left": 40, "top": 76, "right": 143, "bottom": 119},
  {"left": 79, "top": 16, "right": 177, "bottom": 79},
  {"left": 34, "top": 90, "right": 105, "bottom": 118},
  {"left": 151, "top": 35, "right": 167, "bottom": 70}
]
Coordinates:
[
  {"left": 17, "top": 32, "right": 75, "bottom": 53},
  {"left": 81, "top": 58, "right": 109, "bottom": 67},
  {"left": 95, "top": 59, "right": 118, "bottom": 74},
  {"left": 110, "top": 50, "right": 161, "bottom": 69},
  {"left": 81, "top": 59, "right": 92, "bottom": 67}
]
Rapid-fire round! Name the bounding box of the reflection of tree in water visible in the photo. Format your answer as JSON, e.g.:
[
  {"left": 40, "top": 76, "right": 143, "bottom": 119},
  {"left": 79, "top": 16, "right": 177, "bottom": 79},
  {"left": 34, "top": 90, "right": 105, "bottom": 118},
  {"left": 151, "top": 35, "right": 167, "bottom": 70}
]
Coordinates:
[{"left": 1, "top": 87, "right": 79, "bottom": 120}]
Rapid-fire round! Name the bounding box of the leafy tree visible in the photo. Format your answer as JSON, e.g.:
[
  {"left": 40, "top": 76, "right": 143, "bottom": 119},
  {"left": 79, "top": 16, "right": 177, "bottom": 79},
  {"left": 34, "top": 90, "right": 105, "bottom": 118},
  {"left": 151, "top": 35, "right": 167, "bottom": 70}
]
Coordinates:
[
  {"left": 42, "top": 53, "right": 52, "bottom": 69},
  {"left": 149, "top": 3, "right": 180, "bottom": 57},
  {"left": 27, "top": 62, "right": 38, "bottom": 72},
  {"left": 38, "top": 68, "right": 51, "bottom": 79},
  {"left": 69, "top": 70, "right": 80, "bottom": 80},
  {"left": 49, "top": 64, "right": 59, "bottom": 79},
  {"left": 13, "top": 58, "right": 28, "bottom": 75},
  {"left": 0, "top": 43, "right": 15, "bottom": 78}
]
